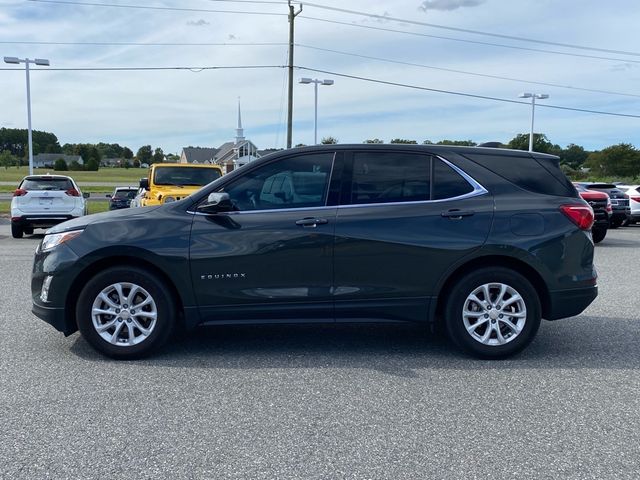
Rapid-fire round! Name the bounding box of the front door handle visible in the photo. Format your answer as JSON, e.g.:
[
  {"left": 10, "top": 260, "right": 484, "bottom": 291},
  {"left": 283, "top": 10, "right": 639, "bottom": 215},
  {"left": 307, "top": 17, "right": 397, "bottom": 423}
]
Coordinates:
[
  {"left": 295, "top": 217, "right": 328, "bottom": 227},
  {"left": 441, "top": 209, "right": 475, "bottom": 219}
]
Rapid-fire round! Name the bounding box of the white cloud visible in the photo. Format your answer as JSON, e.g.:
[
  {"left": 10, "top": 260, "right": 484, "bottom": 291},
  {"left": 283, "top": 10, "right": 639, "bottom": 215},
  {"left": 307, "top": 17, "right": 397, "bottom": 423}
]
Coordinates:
[{"left": 419, "top": 0, "right": 485, "bottom": 12}]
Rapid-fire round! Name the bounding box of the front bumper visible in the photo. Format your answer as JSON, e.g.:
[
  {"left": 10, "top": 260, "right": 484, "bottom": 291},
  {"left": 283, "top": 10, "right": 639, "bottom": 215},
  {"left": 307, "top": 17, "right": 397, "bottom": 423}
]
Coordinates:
[
  {"left": 545, "top": 285, "right": 598, "bottom": 320},
  {"left": 32, "top": 302, "right": 75, "bottom": 336}
]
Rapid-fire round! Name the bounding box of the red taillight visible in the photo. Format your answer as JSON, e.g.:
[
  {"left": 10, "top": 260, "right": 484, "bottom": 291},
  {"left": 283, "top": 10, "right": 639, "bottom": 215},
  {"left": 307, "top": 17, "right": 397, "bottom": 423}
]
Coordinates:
[
  {"left": 13, "top": 188, "right": 27, "bottom": 197},
  {"left": 65, "top": 188, "right": 80, "bottom": 197},
  {"left": 630, "top": 196, "right": 640, "bottom": 204},
  {"left": 606, "top": 199, "right": 613, "bottom": 213},
  {"left": 560, "top": 204, "right": 594, "bottom": 230}
]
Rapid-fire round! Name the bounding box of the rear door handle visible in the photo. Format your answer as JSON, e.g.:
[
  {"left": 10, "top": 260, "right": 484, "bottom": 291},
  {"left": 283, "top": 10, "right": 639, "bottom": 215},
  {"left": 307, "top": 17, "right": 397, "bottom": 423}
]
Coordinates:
[
  {"left": 295, "top": 217, "right": 328, "bottom": 227},
  {"left": 441, "top": 209, "right": 475, "bottom": 219}
]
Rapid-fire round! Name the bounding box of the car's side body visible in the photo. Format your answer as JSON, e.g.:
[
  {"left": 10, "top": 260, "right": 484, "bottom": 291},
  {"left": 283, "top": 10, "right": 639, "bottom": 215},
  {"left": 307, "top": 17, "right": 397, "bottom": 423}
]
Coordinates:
[
  {"left": 31, "top": 145, "right": 598, "bottom": 358},
  {"left": 615, "top": 185, "right": 640, "bottom": 224}
]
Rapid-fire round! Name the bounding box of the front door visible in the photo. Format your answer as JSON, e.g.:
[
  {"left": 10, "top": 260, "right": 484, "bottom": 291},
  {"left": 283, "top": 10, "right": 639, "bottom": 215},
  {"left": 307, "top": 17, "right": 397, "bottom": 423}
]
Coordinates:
[{"left": 189, "top": 152, "right": 337, "bottom": 322}]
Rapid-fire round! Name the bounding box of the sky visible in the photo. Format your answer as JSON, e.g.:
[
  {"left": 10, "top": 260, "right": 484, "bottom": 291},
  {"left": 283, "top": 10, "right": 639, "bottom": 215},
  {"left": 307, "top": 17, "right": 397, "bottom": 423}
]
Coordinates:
[{"left": 1, "top": 0, "right": 639, "bottom": 155}]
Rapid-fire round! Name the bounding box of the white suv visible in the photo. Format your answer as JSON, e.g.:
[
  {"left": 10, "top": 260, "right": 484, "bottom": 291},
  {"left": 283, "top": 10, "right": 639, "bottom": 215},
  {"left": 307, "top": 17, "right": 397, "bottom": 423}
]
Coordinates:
[{"left": 11, "top": 174, "right": 88, "bottom": 238}]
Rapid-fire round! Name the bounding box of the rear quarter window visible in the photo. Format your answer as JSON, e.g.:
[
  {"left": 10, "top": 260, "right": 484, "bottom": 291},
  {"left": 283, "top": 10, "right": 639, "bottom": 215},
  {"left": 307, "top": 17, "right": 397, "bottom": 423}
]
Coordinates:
[{"left": 464, "top": 153, "right": 576, "bottom": 197}]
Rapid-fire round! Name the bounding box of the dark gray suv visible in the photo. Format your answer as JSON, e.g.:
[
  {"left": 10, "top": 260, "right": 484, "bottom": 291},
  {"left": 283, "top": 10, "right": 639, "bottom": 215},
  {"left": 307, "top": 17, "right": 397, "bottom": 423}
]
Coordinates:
[{"left": 31, "top": 145, "right": 597, "bottom": 359}]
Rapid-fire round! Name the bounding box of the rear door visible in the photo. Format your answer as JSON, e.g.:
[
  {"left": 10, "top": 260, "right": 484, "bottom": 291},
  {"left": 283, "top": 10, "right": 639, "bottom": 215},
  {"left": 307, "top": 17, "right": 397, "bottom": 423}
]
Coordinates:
[
  {"left": 333, "top": 150, "right": 494, "bottom": 322},
  {"left": 16, "top": 176, "right": 78, "bottom": 214}
]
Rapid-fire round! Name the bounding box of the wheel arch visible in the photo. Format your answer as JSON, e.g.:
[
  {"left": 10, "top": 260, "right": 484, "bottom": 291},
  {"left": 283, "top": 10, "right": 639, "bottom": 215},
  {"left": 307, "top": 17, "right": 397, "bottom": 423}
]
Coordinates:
[
  {"left": 434, "top": 255, "right": 551, "bottom": 321},
  {"left": 65, "top": 255, "right": 186, "bottom": 332}
]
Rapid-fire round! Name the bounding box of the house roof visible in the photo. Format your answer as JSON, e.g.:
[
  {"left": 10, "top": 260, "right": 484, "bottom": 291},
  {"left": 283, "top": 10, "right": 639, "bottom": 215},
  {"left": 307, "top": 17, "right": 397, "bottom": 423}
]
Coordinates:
[
  {"left": 182, "top": 147, "right": 219, "bottom": 163},
  {"left": 33, "top": 153, "right": 84, "bottom": 165}
]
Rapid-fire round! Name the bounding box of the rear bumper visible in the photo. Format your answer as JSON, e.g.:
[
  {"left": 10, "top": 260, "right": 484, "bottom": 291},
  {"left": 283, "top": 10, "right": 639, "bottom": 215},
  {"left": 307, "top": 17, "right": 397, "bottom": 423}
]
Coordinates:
[
  {"left": 12, "top": 215, "right": 77, "bottom": 229},
  {"left": 545, "top": 285, "right": 598, "bottom": 320}
]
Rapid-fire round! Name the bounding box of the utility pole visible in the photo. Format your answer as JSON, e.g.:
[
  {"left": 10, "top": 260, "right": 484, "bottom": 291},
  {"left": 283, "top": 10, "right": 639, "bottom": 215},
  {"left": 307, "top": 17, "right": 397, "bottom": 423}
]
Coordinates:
[{"left": 286, "top": 1, "right": 302, "bottom": 149}]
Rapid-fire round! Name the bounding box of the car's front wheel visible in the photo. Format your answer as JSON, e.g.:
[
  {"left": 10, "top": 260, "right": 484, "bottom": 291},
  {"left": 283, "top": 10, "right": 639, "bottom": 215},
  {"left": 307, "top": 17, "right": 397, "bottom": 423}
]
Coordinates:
[
  {"left": 444, "top": 267, "right": 541, "bottom": 359},
  {"left": 76, "top": 266, "right": 176, "bottom": 359}
]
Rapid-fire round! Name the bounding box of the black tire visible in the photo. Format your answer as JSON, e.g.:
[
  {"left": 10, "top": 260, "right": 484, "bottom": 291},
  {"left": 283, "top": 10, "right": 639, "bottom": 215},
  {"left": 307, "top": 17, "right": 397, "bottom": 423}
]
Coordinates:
[
  {"left": 444, "top": 267, "right": 541, "bottom": 359},
  {"left": 11, "top": 223, "right": 23, "bottom": 239},
  {"left": 76, "top": 266, "right": 176, "bottom": 359},
  {"left": 592, "top": 227, "right": 607, "bottom": 244}
]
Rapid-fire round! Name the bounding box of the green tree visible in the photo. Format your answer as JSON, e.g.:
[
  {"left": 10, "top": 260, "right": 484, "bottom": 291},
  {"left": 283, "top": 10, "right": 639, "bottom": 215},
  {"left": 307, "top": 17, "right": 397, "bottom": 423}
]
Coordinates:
[
  {"left": 559, "top": 144, "right": 589, "bottom": 169},
  {"left": 584, "top": 143, "right": 640, "bottom": 177},
  {"left": 435, "top": 139, "right": 477, "bottom": 146},
  {"left": 0, "top": 150, "right": 16, "bottom": 169},
  {"left": 54, "top": 158, "right": 68, "bottom": 171},
  {"left": 321, "top": 136, "right": 338, "bottom": 144},
  {"left": 85, "top": 158, "right": 100, "bottom": 171},
  {"left": 123, "top": 147, "right": 134, "bottom": 159},
  {"left": 364, "top": 138, "right": 384, "bottom": 144},
  {"left": 390, "top": 138, "right": 417, "bottom": 144},
  {"left": 137, "top": 145, "right": 153, "bottom": 165},
  {"left": 152, "top": 147, "right": 164, "bottom": 164},
  {"left": 508, "top": 133, "right": 554, "bottom": 153},
  {"left": 68, "top": 160, "right": 83, "bottom": 171}
]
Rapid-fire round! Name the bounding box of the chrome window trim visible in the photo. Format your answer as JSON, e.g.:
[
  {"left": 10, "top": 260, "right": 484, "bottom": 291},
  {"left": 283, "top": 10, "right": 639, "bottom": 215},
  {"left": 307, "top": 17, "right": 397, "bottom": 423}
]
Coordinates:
[{"left": 188, "top": 153, "right": 488, "bottom": 215}]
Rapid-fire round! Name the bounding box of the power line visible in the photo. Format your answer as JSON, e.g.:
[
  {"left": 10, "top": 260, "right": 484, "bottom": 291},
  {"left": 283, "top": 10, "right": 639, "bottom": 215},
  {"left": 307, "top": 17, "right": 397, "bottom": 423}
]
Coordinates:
[
  {"left": 297, "top": 44, "right": 640, "bottom": 99},
  {"left": 0, "top": 65, "right": 285, "bottom": 71},
  {"left": 0, "top": 40, "right": 287, "bottom": 47},
  {"left": 301, "top": 16, "right": 640, "bottom": 65},
  {"left": 27, "top": 0, "right": 286, "bottom": 16},
  {"left": 302, "top": 2, "right": 640, "bottom": 57},
  {"left": 297, "top": 66, "right": 640, "bottom": 119}
]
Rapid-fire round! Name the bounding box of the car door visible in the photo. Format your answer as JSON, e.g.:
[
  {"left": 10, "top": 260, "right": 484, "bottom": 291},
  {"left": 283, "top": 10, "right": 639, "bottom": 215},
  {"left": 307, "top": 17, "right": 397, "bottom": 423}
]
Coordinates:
[
  {"left": 190, "top": 151, "right": 340, "bottom": 322},
  {"left": 333, "top": 150, "right": 494, "bottom": 322}
]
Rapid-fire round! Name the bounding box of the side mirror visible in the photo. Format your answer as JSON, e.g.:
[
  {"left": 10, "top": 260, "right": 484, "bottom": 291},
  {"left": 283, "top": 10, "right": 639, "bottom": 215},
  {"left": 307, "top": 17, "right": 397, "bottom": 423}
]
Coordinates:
[
  {"left": 140, "top": 178, "right": 149, "bottom": 189},
  {"left": 198, "top": 192, "right": 233, "bottom": 214},
  {"left": 83, "top": 192, "right": 90, "bottom": 199}
]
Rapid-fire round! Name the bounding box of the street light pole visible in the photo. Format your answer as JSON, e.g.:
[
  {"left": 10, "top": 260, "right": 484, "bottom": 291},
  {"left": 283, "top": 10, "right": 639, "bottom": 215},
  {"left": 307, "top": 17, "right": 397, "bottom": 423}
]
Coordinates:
[
  {"left": 518, "top": 92, "right": 549, "bottom": 152},
  {"left": 4, "top": 56, "right": 51, "bottom": 175},
  {"left": 299, "top": 77, "right": 334, "bottom": 145}
]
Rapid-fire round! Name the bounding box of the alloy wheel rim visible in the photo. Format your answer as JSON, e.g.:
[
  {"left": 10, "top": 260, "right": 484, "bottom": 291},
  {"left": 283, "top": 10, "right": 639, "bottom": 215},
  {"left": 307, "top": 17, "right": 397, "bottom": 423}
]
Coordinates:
[
  {"left": 91, "top": 282, "right": 157, "bottom": 347},
  {"left": 462, "top": 282, "right": 527, "bottom": 346}
]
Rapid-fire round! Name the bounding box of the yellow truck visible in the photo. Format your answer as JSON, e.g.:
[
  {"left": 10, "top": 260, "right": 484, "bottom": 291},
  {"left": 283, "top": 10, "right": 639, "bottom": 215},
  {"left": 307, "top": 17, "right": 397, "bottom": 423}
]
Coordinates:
[{"left": 139, "top": 163, "right": 223, "bottom": 206}]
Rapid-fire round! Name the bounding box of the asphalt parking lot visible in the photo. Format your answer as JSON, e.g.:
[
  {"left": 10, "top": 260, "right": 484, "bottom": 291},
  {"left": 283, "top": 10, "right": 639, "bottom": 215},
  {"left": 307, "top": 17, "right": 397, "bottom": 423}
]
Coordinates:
[{"left": 1, "top": 221, "right": 639, "bottom": 479}]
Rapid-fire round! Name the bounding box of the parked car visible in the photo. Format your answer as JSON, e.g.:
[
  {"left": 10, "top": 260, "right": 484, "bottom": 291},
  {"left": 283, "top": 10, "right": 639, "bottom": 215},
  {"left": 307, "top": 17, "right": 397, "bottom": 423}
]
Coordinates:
[
  {"left": 31, "top": 145, "right": 597, "bottom": 360},
  {"left": 11, "top": 174, "right": 88, "bottom": 239},
  {"left": 579, "top": 183, "right": 630, "bottom": 228},
  {"left": 139, "top": 163, "right": 223, "bottom": 206},
  {"left": 573, "top": 183, "right": 611, "bottom": 243},
  {"left": 107, "top": 187, "right": 138, "bottom": 210},
  {"left": 614, "top": 185, "right": 640, "bottom": 224},
  {"left": 129, "top": 188, "right": 146, "bottom": 208}
]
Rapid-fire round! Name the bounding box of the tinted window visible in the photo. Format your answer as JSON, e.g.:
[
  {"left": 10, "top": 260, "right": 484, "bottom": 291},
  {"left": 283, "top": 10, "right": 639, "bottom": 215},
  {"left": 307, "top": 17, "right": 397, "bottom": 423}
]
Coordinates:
[
  {"left": 465, "top": 153, "right": 575, "bottom": 197},
  {"left": 432, "top": 159, "right": 474, "bottom": 200},
  {"left": 114, "top": 189, "right": 137, "bottom": 199},
  {"left": 20, "top": 177, "right": 73, "bottom": 191},
  {"left": 349, "top": 152, "right": 430, "bottom": 204},
  {"left": 219, "top": 153, "right": 334, "bottom": 211},
  {"left": 154, "top": 167, "right": 221, "bottom": 186}
]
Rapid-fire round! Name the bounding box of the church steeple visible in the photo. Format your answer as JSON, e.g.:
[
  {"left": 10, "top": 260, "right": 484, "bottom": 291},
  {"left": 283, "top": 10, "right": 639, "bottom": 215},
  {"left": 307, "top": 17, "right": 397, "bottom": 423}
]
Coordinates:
[{"left": 235, "top": 97, "right": 245, "bottom": 144}]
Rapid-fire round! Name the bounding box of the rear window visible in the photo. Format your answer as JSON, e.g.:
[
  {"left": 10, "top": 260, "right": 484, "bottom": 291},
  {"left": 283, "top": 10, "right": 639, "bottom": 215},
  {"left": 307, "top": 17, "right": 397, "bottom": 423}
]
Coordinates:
[
  {"left": 464, "top": 153, "right": 576, "bottom": 197},
  {"left": 20, "top": 177, "right": 73, "bottom": 191},
  {"left": 153, "top": 167, "right": 221, "bottom": 186},
  {"left": 114, "top": 189, "right": 137, "bottom": 199}
]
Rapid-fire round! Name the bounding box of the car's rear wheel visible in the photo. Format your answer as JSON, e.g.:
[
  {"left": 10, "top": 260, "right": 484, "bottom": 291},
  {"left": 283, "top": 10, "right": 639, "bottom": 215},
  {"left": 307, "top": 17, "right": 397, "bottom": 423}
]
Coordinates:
[
  {"left": 11, "top": 224, "right": 23, "bottom": 239},
  {"left": 592, "top": 227, "right": 607, "bottom": 244},
  {"left": 24, "top": 227, "right": 34, "bottom": 235},
  {"left": 444, "top": 267, "right": 541, "bottom": 359},
  {"left": 76, "top": 266, "right": 176, "bottom": 359}
]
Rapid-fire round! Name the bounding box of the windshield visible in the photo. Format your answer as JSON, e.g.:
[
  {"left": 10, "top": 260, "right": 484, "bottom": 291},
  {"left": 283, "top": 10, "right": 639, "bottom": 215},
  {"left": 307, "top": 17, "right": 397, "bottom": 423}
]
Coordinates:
[{"left": 153, "top": 167, "right": 221, "bottom": 186}]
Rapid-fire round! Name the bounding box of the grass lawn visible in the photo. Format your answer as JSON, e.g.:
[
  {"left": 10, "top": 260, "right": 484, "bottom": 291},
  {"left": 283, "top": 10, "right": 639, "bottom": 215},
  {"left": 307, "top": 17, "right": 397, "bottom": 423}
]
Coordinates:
[
  {"left": 0, "top": 200, "right": 110, "bottom": 217},
  {"left": 0, "top": 166, "right": 147, "bottom": 184}
]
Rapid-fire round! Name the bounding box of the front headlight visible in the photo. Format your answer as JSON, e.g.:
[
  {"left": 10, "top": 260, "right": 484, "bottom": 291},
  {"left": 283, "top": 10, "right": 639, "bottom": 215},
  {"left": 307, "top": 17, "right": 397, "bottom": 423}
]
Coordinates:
[
  {"left": 163, "top": 196, "right": 176, "bottom": 203},
  {"left": 40, "top": 230, "right": 83, "bottom": 252}
]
